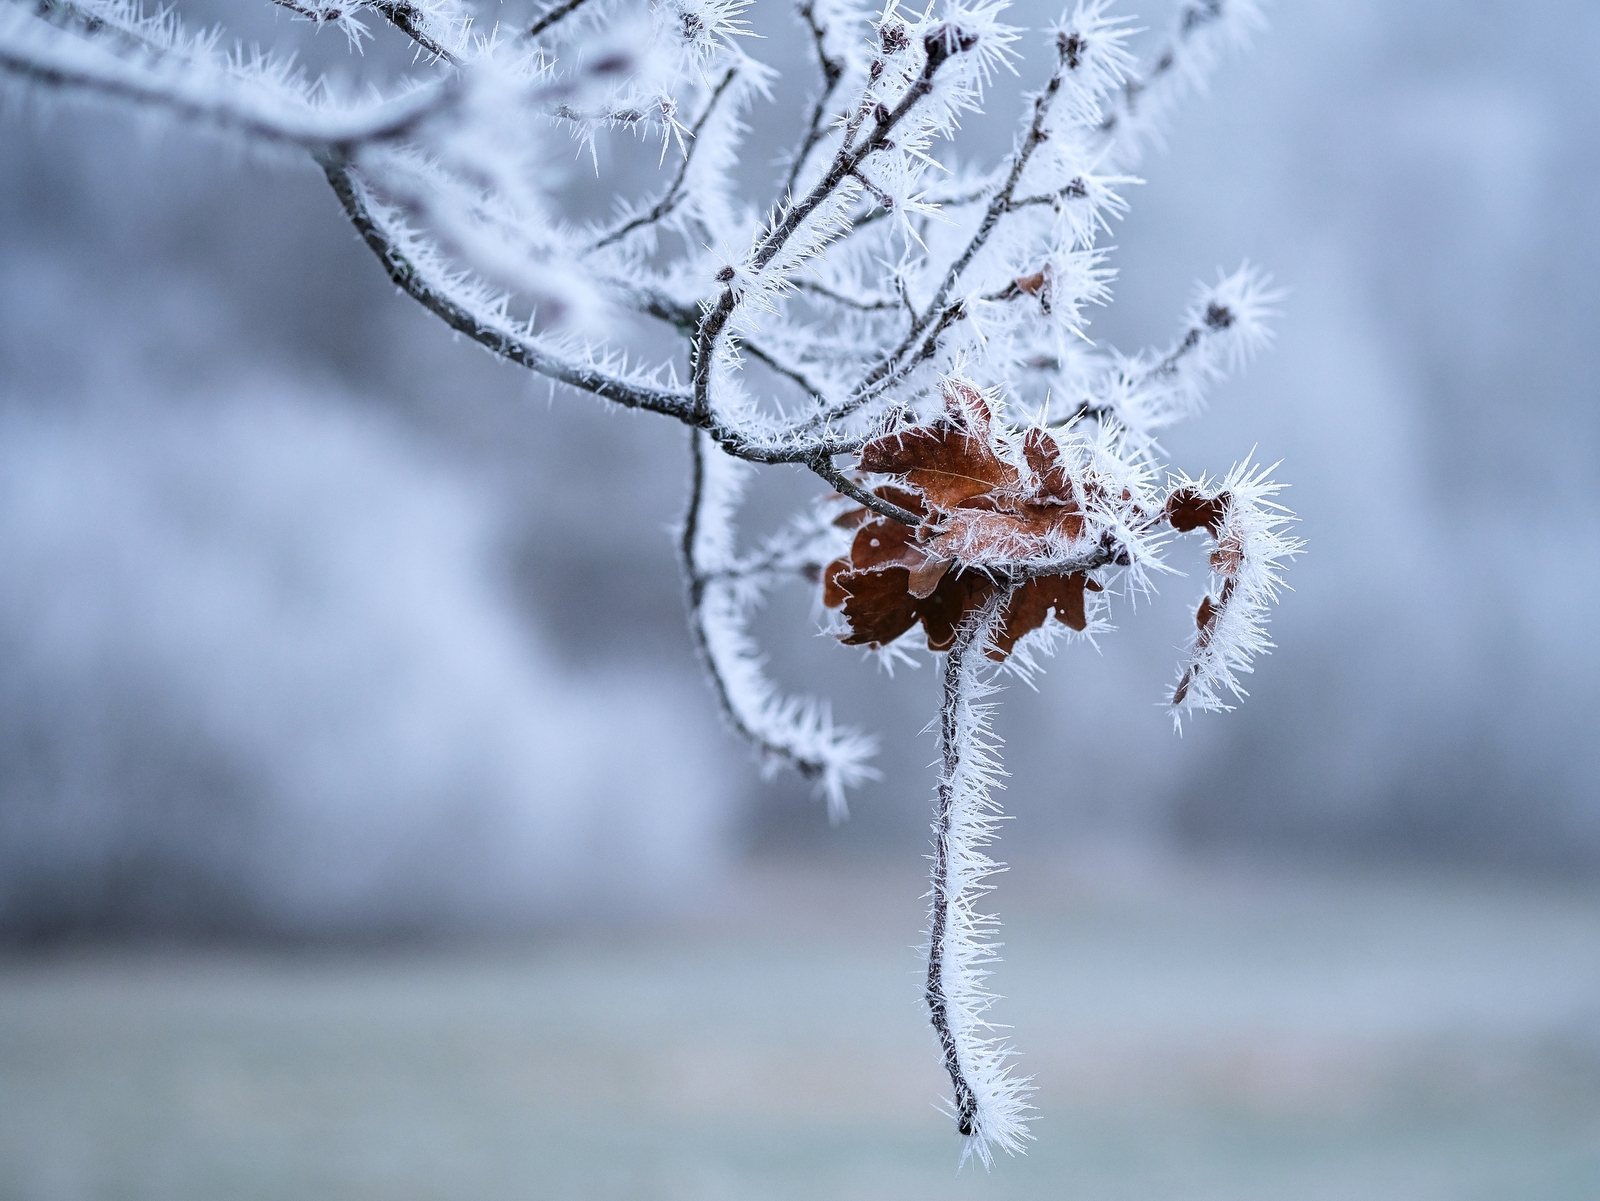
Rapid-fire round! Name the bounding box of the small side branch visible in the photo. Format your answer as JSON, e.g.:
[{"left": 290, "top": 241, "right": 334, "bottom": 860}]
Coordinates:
[
  {"left": 526, "top": 0, "right": 592, "bottom": 40},
  {"left": 322, "top": 158, "right": 695, "bottom": 419},
  {"left": 807, "top": 455, "right": 921, "bottom": 526},
  {"left": 794, "top": 279, "right": 898, "bottom": 311},
  {"left": 782, "top": 0, "right": 847, "bottom": 198},
  {"left": 371, "top": 1, "right": 460, "bottom": 64},
  {"left": 832, "top": 39, "right": 1082, "bottom": 424},
  {"left": 907, "top": 46, "right": 1073, "bottom": 344},
  {"left": 750, "top": 30, "right": 957, "bottom": 274},
  {"left": 270, "top": 0, "right": 460, "bottom": 64},
  {"left": 1098, "top": 0, "right": 1260, "bottom": 164},
  {"left": 740, "top": 339, "right": 829, "bottom": 403},
  {"left": 683, "top": 432, "right": 875, "bottom": 818},
  {"left": 0, "top": 8, "right": 453, "bottom": 152},
  {"left": 588, "top": 67, "right": 739, "bottom": 252}
]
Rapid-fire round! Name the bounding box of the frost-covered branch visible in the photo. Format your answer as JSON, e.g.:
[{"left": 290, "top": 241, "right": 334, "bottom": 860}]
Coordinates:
[
  {"left": 683, "top": 432, "right": 876, "bottom": 819},
  {"left": 1098, "top": 0, "right": 1263, "bottom": 164},
  {"left": 1165, "top": 461, "right": 1302, "bottom": 725},
  {"left": 270, "top": 0, "right": 463, "bottom": 63},
  {"left": 0, "top": 3, "right": 453, "bottom": 150},
  {"left": 525, "top": 0, "right": 592, "bottom": 41},
  {"left": 323, "top": 158, "right": 697, "bottom": 417},
  {"left": 588, "top": 66, "right": 739, "bottom": 251},
  {"left": 926, "top": 592, "right": 1031, "bottom": 1165},
  {"left": 1061, "top": 264, "right": 1279, "bottom": 438},
  {"left": 782, "top": 0, "right": 847, "bottom": 198},
  {"left": 0, "top": 0, "right": 1303, "bottom": 1162}
]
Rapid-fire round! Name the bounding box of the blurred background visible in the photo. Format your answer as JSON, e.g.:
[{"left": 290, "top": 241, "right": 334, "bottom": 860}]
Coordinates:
[{"left": 1, "top": 1, "right": 1598, "bottom": 1197}]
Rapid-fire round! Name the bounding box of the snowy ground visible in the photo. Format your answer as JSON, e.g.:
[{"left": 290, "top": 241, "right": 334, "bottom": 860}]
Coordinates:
[{"left": 3, "top": 854, "right": 1598, "bottom": 1201}]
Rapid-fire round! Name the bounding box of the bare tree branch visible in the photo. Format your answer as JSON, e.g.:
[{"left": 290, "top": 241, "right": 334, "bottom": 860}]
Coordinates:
[
  {"left": 322, "top": 156, "right": 695, "bottom": 419},
  {"left": 0, "top": 19, "right": 453, "bottom": 152}
]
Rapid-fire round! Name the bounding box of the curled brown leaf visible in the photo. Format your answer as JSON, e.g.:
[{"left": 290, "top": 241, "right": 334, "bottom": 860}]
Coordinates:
[
  {"left": 1015, "top": 271, "right": 1046, "bottom": 297},
  {"left": 1165, "top": 488, "right": 1231, "bottom": 536}
]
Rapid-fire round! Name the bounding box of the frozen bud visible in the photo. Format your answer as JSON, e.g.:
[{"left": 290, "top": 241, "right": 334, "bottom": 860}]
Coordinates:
[
  {"left": 923, "top": 24, "right": 978, "bottom": 71},
  {"left": 1057, "top": 30, "right": 1084, "bottom": 69}
]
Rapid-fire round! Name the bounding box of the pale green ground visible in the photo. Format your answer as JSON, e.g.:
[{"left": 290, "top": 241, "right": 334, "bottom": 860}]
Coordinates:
[{"left": 3, "top": 855, "right": 1600, "bottom": 1201}]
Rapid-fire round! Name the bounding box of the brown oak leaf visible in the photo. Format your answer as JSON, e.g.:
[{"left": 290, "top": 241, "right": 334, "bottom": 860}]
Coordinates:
[
  {"left": 829, "top": 549, "right": 992, "bottom": 652},
  {"left": 1165, "top": 488, "right": 1231, "bottom": 536},
  {"left": 989, "top": 572, "right": 1104, "bottom": 659},
  {"left": 823, "top": 382, "right": 1102, "bottom": 658},
  {"left": 857, "top": 382, "right": 1019, "bottom": 510}
]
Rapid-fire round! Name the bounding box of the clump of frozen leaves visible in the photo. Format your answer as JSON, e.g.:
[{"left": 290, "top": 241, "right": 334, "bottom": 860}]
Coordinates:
[{"left": 0, "top": 0, "right": 1300, "bottom": 1166}]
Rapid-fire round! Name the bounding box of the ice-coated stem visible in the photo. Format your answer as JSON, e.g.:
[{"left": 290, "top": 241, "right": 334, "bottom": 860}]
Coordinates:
[{"left": 924, "top": 590, "right": 1032, "bottom": 1164}]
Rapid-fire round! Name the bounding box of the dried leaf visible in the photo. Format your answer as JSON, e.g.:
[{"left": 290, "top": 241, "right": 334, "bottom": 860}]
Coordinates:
[
  {"left": 1015, "top": 271, "right": 1046, "bottom": 297},
  {"left": 827, "top": 384, "right": 1103, "bottom": 656},
  {"left": 1210, "top": 534, "right": 1244, "bottom": 576},
  {"left": 850, "top": 514, "right": 925, "bottom": 573},
  {"left": 907, "top": 555, "right": 954, "bottom": 599},
  {"left": 859, "top": 424, "right": 1018, "bottom": 511},
  {"left": 828, "top": 560, "right": 997, "bottom": 652},
  {"left": 1165, "top": 488, "right": 1231, "bottom": 535},
  {"left": 834, "top": 566, "right": 921, "bottom": 646},
  {"left": 1195, "top": 594, "right": 1215, "bottom": 630},
  {"left": 920, "top": 571, "right": 996, "bottom": 652},
  {"left": 822, "top": 559, "right": 850, "bottom": 608},
  {"left": 930, "top": 502, "right": 1082, "bottom": 565},
  {"left": 859, "top": 386, "right": 1018, "bottom": 511},
  {"left": 988, "top": 571, "right": 1103, "bottom": 659},
  {"left": 1022, "top": 428, "right": 1073, "bottom": 503}
]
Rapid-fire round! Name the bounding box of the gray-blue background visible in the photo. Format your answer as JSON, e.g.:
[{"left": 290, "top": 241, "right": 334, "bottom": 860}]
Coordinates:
[{"left": 0, "top": 0, "right": 1595, "bottom": 931}]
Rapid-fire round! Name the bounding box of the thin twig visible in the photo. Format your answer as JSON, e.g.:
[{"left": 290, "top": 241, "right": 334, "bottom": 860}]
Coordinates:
[
  {"left": 807, "top": 454, "right": 921, "bottom": 526},
  {"left": 0, "top": 34, "right": 453, "bottom": 151},
  {"left": 327, "top": 157, "right": 869, "bottom": 475},
  {"left": 849, "top": 183, "right": 989, "bottom": 231},
  {"left": 525, "top": 0, "right": 592, "bottom": 40},
  {"left": 820, "top": 43, "right": 1079, "bottom": 429},
  {"left": 371, "top": 1, "right": 459, "bottom": 64},
  {"left": 271, "top": 0, "right": 460, "bottom": 64},
  {"left": 683, "top": 431, "right": 832, "bottom": 778},
  {"left": 740, "top": 339, "right": 828, "bottom": 401},
  {"left": 588, "top": 68, "right": 739, "bottom": 253},
  {"left": 1048, "top": 303, "right": 1232, "bottom": 429},
  {"left": 794, "top": 278, "right": 898, "bottom": 311},
  {"left": 782, "top": 0, "right": 847, "bottom": 198},
  {"left": 321, "top": 156, "right": 694, "bottom": 418},
  {"left": 908, "top": 55, "right": 1071, "bottom": 343},
  {"left": 1099, "top": 0, "right": 1228, "bottom": 145}
]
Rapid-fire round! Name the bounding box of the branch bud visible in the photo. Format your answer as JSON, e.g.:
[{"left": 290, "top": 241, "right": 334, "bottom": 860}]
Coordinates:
[{"left": 923, "top": 24, "right": 979, "bottom": 74}]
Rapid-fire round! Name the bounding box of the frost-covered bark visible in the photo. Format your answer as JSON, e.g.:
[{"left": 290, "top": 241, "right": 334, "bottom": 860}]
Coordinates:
[
  {"left": 926, "top": 593, "right": 1031, "bottom": 1164},
  {"left": 0, "top": 0, "right": 1301, "bottom": 1163}
]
